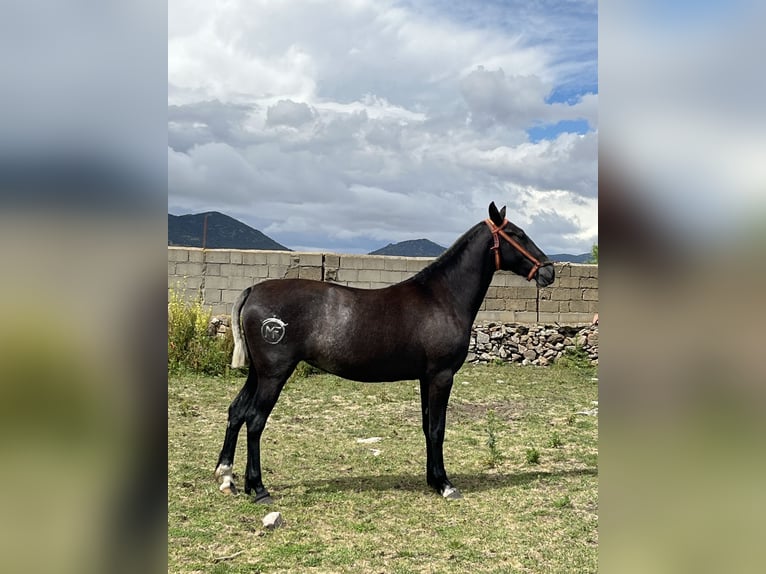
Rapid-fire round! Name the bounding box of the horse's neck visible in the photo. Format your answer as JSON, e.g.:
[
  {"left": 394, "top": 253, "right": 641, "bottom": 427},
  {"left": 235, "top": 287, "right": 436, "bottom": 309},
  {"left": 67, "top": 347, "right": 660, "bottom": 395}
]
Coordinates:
[{"left": 426, "top": 225, "right": 495, "bottom": 323}]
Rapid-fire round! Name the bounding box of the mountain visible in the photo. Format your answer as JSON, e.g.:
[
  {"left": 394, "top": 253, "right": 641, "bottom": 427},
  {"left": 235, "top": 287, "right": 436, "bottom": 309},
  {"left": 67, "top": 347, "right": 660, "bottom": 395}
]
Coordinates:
[
  {"left": 168, "top": 212, "right": 290, "bottom": 251},
  {"left": 370, "top": 239, "right": 447, "bottom": 258},
  {"left": 548, "top": 253, "right": 593, "bottom": 263}
]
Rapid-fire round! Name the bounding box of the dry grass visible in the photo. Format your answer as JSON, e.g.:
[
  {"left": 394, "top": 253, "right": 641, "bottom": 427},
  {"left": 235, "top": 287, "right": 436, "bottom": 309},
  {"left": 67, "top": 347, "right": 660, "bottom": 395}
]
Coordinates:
[{"left": 168, "top": 362, "right": 598, "bottom": 573}]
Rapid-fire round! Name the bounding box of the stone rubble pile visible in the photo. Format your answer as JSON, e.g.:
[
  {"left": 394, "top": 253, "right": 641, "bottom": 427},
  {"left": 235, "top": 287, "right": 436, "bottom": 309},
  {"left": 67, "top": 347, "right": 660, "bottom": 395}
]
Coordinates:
[
  {"left": 208, "top": 316, "right": 598, "bottom": 367},
  {"left": 466, "top": 322, "right": 598, "bottom": 366}
]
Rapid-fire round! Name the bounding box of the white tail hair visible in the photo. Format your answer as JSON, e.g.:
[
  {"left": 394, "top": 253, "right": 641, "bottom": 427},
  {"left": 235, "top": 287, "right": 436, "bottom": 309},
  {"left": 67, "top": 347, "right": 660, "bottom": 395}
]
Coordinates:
[{"left": 230, "top": 287, "right": 250, "bottom": 368}]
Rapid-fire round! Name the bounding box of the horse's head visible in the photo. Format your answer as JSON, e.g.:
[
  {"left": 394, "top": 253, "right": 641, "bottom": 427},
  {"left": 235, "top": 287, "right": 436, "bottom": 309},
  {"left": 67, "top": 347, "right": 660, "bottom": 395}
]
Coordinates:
[{"left": 486, "top": 202, "right": 555, "bottom": 287}]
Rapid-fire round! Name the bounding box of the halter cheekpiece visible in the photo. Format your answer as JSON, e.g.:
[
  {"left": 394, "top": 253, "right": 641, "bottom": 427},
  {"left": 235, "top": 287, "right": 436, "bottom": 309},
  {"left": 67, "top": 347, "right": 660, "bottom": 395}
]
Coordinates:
[{"left": 484, "top": 218, "right": 552, "bottom": 281}]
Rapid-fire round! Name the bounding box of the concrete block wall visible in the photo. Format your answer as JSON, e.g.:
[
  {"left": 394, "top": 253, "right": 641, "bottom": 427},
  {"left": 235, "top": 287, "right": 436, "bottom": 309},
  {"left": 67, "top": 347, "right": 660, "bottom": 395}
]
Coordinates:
[{"left": 168, "top": 247, "right": 598, "bottom": 324}]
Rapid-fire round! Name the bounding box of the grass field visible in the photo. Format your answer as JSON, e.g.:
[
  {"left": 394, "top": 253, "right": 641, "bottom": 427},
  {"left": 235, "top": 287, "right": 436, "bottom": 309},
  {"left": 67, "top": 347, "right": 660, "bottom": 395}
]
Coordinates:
[{"left": 168, "top": 360, "right": 598, "bottom": 573}]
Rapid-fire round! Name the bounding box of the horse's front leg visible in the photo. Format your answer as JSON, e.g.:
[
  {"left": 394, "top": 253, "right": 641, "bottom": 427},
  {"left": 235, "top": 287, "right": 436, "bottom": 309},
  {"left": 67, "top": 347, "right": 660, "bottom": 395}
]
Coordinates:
[{"left": 421, "top": 371, "right": 462, "bottom": 499}]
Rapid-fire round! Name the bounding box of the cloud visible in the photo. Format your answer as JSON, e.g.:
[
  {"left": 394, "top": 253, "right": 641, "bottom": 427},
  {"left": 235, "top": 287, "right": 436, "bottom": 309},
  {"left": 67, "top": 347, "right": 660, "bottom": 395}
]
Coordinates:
[
  {"left": 265, "top": 100, "right": 315, "bottom": 127},
  {"left": 168, "top": 0, "right": 597, "bottom": 254}
]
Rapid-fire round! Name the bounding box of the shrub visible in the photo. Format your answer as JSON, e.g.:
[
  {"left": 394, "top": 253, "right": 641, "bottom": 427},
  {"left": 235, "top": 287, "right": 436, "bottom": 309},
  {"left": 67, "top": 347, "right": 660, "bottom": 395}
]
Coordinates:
[{"left": 168, "top": 287, "right": 234, "bottom": 375}]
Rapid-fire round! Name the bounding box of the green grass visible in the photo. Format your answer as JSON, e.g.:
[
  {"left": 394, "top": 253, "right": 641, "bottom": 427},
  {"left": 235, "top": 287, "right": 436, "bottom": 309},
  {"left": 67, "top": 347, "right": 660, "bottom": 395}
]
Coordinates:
[{"left": 169, "top": 362, "right": 598, "bottom": 573}]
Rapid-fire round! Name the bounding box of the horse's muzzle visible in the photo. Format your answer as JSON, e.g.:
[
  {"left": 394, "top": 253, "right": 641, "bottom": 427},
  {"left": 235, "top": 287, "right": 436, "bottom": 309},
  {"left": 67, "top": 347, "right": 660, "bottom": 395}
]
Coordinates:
[{"left": 535, "top": 263, "right": 555, "bottom": 287}]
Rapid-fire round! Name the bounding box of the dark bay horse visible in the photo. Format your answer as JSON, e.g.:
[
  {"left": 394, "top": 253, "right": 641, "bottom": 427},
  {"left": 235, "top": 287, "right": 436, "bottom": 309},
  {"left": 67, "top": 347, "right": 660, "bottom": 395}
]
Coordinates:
[{"left": 215, "top": 202, "right": 554, "bottom": 502}]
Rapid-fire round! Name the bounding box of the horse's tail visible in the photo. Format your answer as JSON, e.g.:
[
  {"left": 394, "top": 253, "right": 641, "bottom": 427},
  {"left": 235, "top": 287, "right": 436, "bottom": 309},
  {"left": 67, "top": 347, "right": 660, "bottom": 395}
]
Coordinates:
[{"left": 230, "top": 286, "right": 252, "bottom": 368}]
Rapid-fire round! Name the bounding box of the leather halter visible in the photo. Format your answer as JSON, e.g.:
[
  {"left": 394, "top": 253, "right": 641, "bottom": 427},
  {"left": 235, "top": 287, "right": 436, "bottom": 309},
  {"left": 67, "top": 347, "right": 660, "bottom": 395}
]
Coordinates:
[{"left": 485, "top": 218, "right": 553, "bottom": 281}]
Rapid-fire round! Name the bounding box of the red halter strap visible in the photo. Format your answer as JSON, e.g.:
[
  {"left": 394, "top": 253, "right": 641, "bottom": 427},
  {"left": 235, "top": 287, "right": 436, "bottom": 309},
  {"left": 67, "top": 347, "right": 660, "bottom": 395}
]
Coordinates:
[{"left": 484, "top": 218, "right": 550, "bottom": 281}]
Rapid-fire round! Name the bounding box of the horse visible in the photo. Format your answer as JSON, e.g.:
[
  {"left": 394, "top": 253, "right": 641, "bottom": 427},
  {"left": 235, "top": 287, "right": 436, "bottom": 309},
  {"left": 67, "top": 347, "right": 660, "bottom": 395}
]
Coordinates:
[{"left": 214, "top": 202, "right": 555, "bottom": 503}]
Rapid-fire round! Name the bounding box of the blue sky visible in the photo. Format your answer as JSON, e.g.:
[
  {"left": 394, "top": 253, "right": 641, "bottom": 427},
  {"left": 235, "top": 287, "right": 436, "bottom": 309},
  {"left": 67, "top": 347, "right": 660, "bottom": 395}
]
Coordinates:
[{"left": 168, "top": 0, "right": 597, "bottom": 254}]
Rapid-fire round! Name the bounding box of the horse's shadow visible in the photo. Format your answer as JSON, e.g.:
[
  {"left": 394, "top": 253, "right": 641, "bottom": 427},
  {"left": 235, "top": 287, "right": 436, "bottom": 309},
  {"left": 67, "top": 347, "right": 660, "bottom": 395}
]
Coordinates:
[{"left": 295, "top": 467, "right": 597, "bottom": 496}]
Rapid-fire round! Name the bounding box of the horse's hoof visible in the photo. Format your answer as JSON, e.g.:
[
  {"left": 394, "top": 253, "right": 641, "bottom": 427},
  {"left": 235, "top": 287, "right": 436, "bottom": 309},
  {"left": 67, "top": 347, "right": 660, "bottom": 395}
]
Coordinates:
[
  {"left": 219, "top": 483, "right": 238, "bottom": 495},
  {"left": 442, "top": 486, "right": 463, "bottom": 500},
  {"left": 254, "top": 493, "right": 274, "bottom": 505},
  {"left": 215, "top": 464, "right": 237, "bottom": 495}
]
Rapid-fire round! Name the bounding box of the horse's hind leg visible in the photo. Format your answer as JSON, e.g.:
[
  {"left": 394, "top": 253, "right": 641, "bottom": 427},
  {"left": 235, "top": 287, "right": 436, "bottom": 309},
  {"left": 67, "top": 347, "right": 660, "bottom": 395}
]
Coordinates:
[
  {"left": 214, "top": 369, "right": 258, "bottom": 494},
  {"left": 243, "top": 368, "right": 293, "bottom": 504}
]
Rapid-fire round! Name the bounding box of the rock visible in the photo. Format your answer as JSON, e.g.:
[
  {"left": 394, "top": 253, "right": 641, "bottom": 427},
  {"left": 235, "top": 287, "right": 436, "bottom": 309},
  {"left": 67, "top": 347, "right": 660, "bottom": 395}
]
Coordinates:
[
  {"left": 466, "top": 352, "right": 476, "bottom": 362},
  {"left": 476, "top": 331, "right": 490, "bottom": 345},
  {"left": 523, "top": 349, "right": 537, "bottom": 361},
  {"left": 262, "top": 512, "right": 284, "bottom": 530}
]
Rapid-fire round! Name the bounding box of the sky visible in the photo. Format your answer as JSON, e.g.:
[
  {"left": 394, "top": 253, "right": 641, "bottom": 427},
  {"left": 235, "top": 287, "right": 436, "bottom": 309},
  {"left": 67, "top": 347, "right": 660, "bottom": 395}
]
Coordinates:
[{"left": 168, "top": 0, "right": 597, "bottom": 254}]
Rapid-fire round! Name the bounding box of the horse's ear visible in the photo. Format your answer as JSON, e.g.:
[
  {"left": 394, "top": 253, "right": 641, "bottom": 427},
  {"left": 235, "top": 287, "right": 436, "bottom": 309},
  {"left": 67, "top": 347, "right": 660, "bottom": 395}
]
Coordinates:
[{"left": 488, "top": 202, "right": 506, "bottom": 225}]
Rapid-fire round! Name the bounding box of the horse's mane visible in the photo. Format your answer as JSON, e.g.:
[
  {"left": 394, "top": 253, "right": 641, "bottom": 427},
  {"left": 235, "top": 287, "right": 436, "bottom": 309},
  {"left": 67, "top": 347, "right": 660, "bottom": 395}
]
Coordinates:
[{"left": 408, "top": 222, "right": 485, "bottom": 284}]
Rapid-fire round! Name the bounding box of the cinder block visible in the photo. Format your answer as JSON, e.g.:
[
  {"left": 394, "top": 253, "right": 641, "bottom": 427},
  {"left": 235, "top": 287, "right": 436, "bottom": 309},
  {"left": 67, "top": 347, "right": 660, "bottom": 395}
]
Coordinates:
[
  {"left": 168, "top": 262, "right": 176, "bottom": 275},
  {"left": 515, "top": 311, "right": 538, "bottom": 323},
  {"left": 365, "top": 257, "right": 386, "bottom": 270},
  {"left": 379, "top": 270, "right": 403, "bottom": 285},
  {"left": 205, "top": 263, "right": 220, "bottom": 276},
  {"left": 337, "top": 269, "right": 358, "bottom": 283},
  {"left": 299, "top": 253, "right": 323, "bottom": 267},
  {"left": 512, "top": 286, "right": 538, "bottom": 299},
  {"left": 476, "top": 310, "right": 513, "bottom": 323},
  {"left": 267, "top": 252, "right": 291, "bottom": 266},
  {"left": 358, "top": 269, "right": 382, "bottom": 282},
  {"left": 243, "top": 252, "right": 269, "bottom": 265},
  {"left": 406, "top": 259, "right": 429, "bottom": 272},
  {"left": 220, "top": 264, "right": 245, "bottom": 277},
  {"left": 557, "top": 276, "right": 581, "bottom": 288},
  {"left": 284, "top": 267, "right": 299, "bottom": 279},
  {"left": 205, "top": 250, "right": 231, "bottom": 263},
  {"left": 340, "top": 255, "right": 365, "bottom": 270},
  {"left": 570, "top": 264, "right": 595, "bottom": 277},
  {"left": 558, "top": 312, "right": 594, "bottom": 325},
  {"left": 579, "top": 277, "right": 599, "bottom": 289},
  {"left": 230, "top": 251, "right": 243, "bottom": 264},
  {"left": 538, "top": 312, "right": 561, "bottom": 324},
  {"left": 188, "top": 249, "right": 204, "bottom": 263},
  {"left": 525, "top": 300, "right": 538, "bottom": 312},
  {"left": 210, "top": 302, "right": 229, "bottom": 316},
  {"left": 168, "top": 248, "right": 188, "bottom": 262},
  {"left": 299, "top": 267, "right": 322, "bottom": 281},
  {"left": 230, "top": 276, "right": 255, "bottom": 290},
  {"left": 324, "top": 254, "right": 340, "bottom": 268},
  {"left": 222, "top": 289, "right": 242, "bottom": 304},
  {"left": 368, "top": 282, "right": 390, "bottom": 289},
  {"left": 505, "top": 299, "right": 527, "bottom": 312},
  {"left": 539, "top": 300, "right": 560, "bottom": 313},
  {"left": 251, "top": 265, "right": 269, "bottom": 278},
  {"left": 347, "top": 281, "right": 371, "bottom": 289},
  {"left": 268, "top": 265, "right": 288, "bottom": 278},
  {"left": 205, "top": 275, "right": 230, "bottom": 289},
  {"left": 176, "top": 262, "right": 204, "bottom": 277},
  {"left": 582, "top": 288, "right": 599, "bottom": 301},
  {"left": 491, "top": 273, "right": 527, "bottom": 287},
  {"left": 569, "top": 300, "right": 591, "bottom": 313},
  {"left": 384, "top": 257, "right": 408, "bottom": 271},
  {"left": 203, "top": 288, "right": 221, "bottom": 303},
  {"left": 552, "top": 288, "right": 576, "bottom": 301},
  {"left": 168, "top": 276, "right": 202, "bottom": 290},
  {"left": 485, "top": 298, "right": 505, "bottom": 311},
  {"left": 554, "top": 263, "right": 571, "bottom": 277}
]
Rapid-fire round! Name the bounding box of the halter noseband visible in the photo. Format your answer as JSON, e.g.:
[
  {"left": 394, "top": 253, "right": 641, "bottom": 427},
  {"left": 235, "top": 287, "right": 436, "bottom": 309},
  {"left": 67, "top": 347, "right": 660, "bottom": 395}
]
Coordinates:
[{"left": 485, "top": 218, "right": 553, "bottom": 281}]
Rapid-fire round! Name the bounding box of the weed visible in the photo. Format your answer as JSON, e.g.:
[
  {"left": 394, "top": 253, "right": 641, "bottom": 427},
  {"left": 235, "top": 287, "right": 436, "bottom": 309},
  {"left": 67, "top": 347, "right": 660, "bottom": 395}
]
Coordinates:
[
  {"left": 292, "top": 361, "right": 323, "bottom": 379},
  {"left": 555, "top": 344, "right": 594, "bottom": 372},
  {"left": 549, "top": 431, "right": 563, "bottom": 448},
  {"left": 484, "top": 409, "right": 504, "bottom": 468},
  {"left": 554, "top": 494, "right": 572, "bottom": 508},
  {"left": 168, "top": 285, "right": 234, "bottom": 375},
  {"left": 526, "top": 447, "right": 540, "bottom": 465}
]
